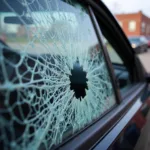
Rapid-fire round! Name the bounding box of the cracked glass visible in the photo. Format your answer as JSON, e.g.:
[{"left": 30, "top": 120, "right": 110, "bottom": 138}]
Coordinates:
[{"left": 0, "top": 0, "right": 116, "bottom": 149}]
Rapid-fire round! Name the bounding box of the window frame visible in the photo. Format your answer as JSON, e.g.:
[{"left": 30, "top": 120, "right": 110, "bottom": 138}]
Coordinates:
[{"left": 88, "top": 7, "right": 121, "bottom": 104}]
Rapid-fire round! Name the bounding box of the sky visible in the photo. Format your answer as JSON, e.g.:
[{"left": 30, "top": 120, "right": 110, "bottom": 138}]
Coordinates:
[{"left": 102, "top": 0, "right": 150, "bottom": 17}]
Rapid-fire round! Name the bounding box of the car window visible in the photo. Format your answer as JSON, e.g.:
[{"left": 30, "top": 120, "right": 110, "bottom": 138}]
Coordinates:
[
  {"left": 104, "top": 39, "right": 123, "bottom": 64},
  {"left": 141, "top": 36, "right": 148, "bottom": 43},
  {"left": 104, "top": 38, "right": 131, "bottom": 90},
  {"left": 0, "top": 0, "right": 116, "bottom": 149}
]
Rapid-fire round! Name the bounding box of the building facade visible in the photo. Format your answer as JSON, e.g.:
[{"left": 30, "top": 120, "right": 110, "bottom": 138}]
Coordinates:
[{"left": 115, "top": 11, "right": 150, "bottom": 37}]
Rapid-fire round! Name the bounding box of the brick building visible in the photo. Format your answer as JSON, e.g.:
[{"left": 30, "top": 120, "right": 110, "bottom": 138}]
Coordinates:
[{"left": 115, "top": 11, "right": 150, "bottom": 36}]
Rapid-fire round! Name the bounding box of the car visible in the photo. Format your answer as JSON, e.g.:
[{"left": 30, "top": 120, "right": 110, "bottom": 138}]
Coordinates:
[
  {"left": 0, "top": 0, "right": 150, "bottom": 150},
  {"left": 146, "top": 36, "right": 150, "bottom": 48},
  {"left": 128, "top": 36, "right": 148, "bottom": 53}
]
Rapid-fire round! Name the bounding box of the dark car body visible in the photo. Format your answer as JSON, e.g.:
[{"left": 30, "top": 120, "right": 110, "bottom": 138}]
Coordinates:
[
  {"left": 128, "top": 36, "right": 148, "bottom": 53},
  {"left": 0, "top": 0, "right": 150, "bottom": 150}
]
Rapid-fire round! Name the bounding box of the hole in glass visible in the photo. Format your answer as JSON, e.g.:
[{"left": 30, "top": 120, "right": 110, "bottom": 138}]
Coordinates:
[{"left": 69, "top": 58, "right": 88, "bottom": 99}]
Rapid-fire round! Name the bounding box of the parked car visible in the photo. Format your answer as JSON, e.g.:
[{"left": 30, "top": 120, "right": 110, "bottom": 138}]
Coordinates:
[
  {"left": 146, "top": 36, "right": 150, "bottom": 47},
  {"left": 0, "top": 0, "right": 150, "bottom": 150},
  {"left": 128, "top": 36, "right": 148, "bottom": 53}
]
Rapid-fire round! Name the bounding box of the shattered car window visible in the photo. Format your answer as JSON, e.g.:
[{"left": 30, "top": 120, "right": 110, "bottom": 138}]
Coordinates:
[{"left": 0, "top": 0, "right": 116, "bottom": 149}]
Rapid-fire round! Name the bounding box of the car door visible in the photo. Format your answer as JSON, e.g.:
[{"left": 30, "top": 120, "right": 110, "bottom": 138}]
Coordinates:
[{"left": 0, "top": 0, "right": 148, "bottom": 150}]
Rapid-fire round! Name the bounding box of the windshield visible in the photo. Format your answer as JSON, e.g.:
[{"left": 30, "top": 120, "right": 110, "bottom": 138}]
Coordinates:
[{"left": 128, "top": 37, "right": 140, "bottom": 44}]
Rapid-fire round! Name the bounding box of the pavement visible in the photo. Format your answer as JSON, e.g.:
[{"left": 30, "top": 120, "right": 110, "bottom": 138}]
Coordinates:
[{"left": 134, "top": 110, "right": 150, "bottom": 150}]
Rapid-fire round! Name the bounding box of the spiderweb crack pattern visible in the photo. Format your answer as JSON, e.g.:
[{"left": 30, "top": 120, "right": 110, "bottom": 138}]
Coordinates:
[{"left": 0, "top": 0, "right": 116, "bottom": 149}]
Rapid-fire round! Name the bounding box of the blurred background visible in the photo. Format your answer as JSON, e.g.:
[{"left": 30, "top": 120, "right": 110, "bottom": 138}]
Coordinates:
[
  {"left": 103, "top": 0, "right": 150, "bottom": 74},
  {"left": 103, "top": 0, "right": 150, "bottom": 16}
]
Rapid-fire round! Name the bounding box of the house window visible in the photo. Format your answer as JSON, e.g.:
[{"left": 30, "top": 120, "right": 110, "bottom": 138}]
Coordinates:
[
  {"left": 128, "top": 20, "right": 136, "bottom": 32},
  {"left": 146, "top": 25, "right": 149, "bottom": 34},
  {"left": 141, "top": 22, "right": 146, "bottom": 33}
]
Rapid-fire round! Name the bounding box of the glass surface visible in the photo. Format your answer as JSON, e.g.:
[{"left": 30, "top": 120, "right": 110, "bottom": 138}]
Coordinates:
[
  {"left": 0, "top": 0, "right": 116, "bottom": 149},
  {"left": 104, "top": 38, "right": 131, "bottom": 90},
  {"left": 104, "top": 39, "right": 123, "bottom": 64}
]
